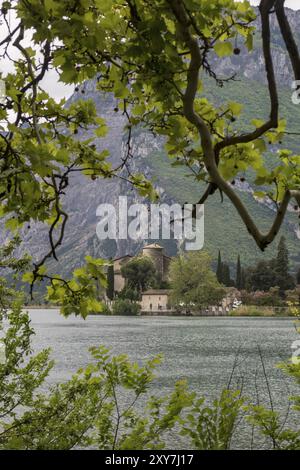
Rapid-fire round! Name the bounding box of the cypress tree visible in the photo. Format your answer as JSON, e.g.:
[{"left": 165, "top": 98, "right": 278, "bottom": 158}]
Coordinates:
[
  {"left": 236, "top": 255, "right": 242, "bottom": 289},
  {"left": 216, "top": 250, "right": 222, "bottom": 283},
  {"left": 297, "top": 267, "right": 300, "bottom": 285},
  {"left": 222, "top": 263, "right": 231, "bottom": 287},
  {"left": 106, "top": 263, "right": 114, "bottom": 300},
  {"left": 274, "top": 236, "right": 295, "bottom": 294},
  {"left": 276, "top": 236, "right": 289, "bottom": 276},
  {"left": 241, "top": 268, "right": 246, "bottom": 290}
]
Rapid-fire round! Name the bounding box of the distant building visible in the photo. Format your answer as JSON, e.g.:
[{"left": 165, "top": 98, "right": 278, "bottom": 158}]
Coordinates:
[
  {"left": 111, "top": 246, "right": 238, "bottom": 316},
  {"left": 140, "top": 289, "right": 172, "bottom": 314},
  {"left": 141, "top": 243, "right": 171, "bottom": 281},
  {"left": 112, "top": 243, "right": 171, "bottom": 294}
]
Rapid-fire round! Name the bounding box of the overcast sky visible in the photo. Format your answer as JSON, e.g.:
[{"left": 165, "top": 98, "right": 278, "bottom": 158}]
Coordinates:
[
  {"left": 250, "top": 0, "right": 299, "bottom": 7},
  {"left": 0, "top": 1, "right": 299, "bottom": 103}
]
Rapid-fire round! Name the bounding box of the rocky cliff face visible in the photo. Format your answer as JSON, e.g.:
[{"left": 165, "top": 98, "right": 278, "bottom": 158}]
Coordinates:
[
  {"left": 3, "top": 7, "right": 299, "bottom": 278},
  {"left": 212, "top": 7, "right": 300, "bottom": 86}
]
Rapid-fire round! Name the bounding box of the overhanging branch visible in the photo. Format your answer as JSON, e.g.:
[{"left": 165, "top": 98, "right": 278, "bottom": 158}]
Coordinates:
[
  {"left": 168, "top": 0, "right": 300, "bottom": 251},
  {"left": 275, "top": 0, "right": 300, "bottom": 81}
]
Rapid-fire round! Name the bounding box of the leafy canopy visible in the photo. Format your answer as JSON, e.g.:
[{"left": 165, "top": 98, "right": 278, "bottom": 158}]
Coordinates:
[
  {"left": 121, "top": 256, "right": 157, "bottom": 293},
  {"left": 1, "top": 0, "right": 300, "bottom": 314},
  {"left": 6, "top": 0, "right": 298, "bottom": 252},
  {"left": 169, "top": 251, "right": 226, "bottom": 309}
]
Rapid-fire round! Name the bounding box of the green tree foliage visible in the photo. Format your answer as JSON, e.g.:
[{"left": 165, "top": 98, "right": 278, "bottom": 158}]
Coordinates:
[
  {"left": 236, "top": 255, "right": 242, "bottom": 290},
  {"left": 118, "top": 286, "right": 141, "bottom": 301},
  {"left": 240, "top": 286, "right": 283, "bottom": 307},
  {"left": 221, "top": 262, "right": 235, "bottom": 287},
  {"left": 246, "top": 313, "right": 300, "bottom": 450},
  {"left": 106, "top": 263, "right": 114, "bottom": 301},
  {"left": 0, "top": 248, "right": 192, "bottom": 449},
  {"left": 216, "top": 251, "right": 235, "bottom": 287},
  {"left": 0, "top": 1, "right": 157, "bottom": 316},
  {"left": 285, "top": 287, "right": 300, "bottom": 306},
  {"left": 0, "top": 0, "right": 299, "bottom": 314},
  {"left": 0, "top": 1, "right": 298, "bottom": 281},
  {"left": 180, "top": 390, "right": 244, "bottom": 450},
  {"left": 169, "top": 251, "right": 226, "bottom": 310},
  {"left": 121, "top": 257, "right": 156, "bottom": 293},
  {"left": 44, "top": 256, "right": 109, "bottom": 317},
  {"left": 297, "top": 268, "right": 300, "bottom": 286},
  {"left": 13, "top": 0, "right": 300, "bottom": 251},
  {"left": 276, "top": 237, "right": 289, "bottom": 276},
  {"left": 245, "top": 237, "right": 295, "bottom": 293},
  {"left": 0, "top": 310, "right": 191, "bottom": 449},
  {"left": 1, "top": 0, "right": 300, "bottom": 451},
  {"left": 216, "top": 250, "right": 223, "bottom": 283},
  {"left": 241, "top": 268, "right": 246, "bottom": 291},
  {"left": 1, "top": 244, "right": 300, "bottom": 450},
  {"left": 2, "top": 302, "right": 300, "bottom": 450},
  {"left": 274, "top": 236, "right": 295, "bottom": 293},
  {"left": 112, "top": 299, "right": 141, "bottom": 316},
  {"left": 222, "top": 263, "right": 230, "bottom": 286},
  {"left": 246, "top": 260, "right": 278, "bottom": 292}
]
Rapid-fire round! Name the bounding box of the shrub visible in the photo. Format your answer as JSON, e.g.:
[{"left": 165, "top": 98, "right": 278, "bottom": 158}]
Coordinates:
[
  {"left": 118, "top": 286, "right": 141, "bottom": 301},
  {"left": 112, "top": 299, "right": 141, "bottom": 316},
  {"left": 240, "top": 288, "right": 283, "bottom": 307},
  {"left": 180, "top": 390, "right": 244, "bottom": 450},
  {"left": 0, "top": 305, "right": 193, "bottom": 450},
  {"left": 100, "top": 303, "right": 112, "bottom": 315},
  {"left": 229, "top": 305, "right": 275, "bottom": 316},
  {"left": 1, "top": 301, "right": 300, "bottom": 450}
]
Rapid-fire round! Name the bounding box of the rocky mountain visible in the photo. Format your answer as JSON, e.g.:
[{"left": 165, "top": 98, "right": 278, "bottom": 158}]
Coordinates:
[
  {"left": 3, "top": 7, "right": 300, "bottom": 281},
  {"left": 212, "top": 7, "right": 300, "bottom": 86}
]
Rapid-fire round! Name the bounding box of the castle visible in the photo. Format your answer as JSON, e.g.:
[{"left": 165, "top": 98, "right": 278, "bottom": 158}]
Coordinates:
[
  {"left": 112, "top": 243, "right": 237, "bottom": 315},
  {"left": 113, "top": 243, "right": 171, "bottom": 294}
]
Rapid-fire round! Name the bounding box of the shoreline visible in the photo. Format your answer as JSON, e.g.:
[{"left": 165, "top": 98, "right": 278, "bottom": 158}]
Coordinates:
[
  {"left": 25, "top": 305, "right": 58, "bottom": 309},
  {"left": 24, "top": 307, "right": 295, "bottom": 319}
]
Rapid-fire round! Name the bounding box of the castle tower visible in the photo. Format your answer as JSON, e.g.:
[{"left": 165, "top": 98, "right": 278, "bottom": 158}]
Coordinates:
[{"left": 142, "top": 243, "right": 164, "bottom": 279}]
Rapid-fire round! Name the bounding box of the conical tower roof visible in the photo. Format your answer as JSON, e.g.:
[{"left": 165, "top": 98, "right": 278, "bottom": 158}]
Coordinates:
[{"left": 143, "top": 243, "right": 163, "bottom": 250}]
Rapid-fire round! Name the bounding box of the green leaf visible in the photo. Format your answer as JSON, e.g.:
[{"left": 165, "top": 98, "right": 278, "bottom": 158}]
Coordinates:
[{"left": 214, "top": 42, "right": 233, "bottom": 57}]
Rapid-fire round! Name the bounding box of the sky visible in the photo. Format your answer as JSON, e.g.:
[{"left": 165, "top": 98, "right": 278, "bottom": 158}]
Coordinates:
[
  {"left": 250, "top": 0, "right": 299, "bottom": 8},
  {"left": 0, "top": 0, "right": 299, "bottom": 104}
]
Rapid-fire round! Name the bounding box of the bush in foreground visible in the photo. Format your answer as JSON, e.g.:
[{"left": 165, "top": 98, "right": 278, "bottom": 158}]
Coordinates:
[{"left": 1, "top": 302, "right": 300, "bottom": 450}]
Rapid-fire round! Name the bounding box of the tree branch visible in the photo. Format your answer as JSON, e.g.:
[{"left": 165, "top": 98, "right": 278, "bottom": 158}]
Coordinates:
[
  {"left": 275, "top": 0, "right": 300, "bottom": 81},
  {"left": 168, "top": 0, "right": 300, "bottom": 251},
  {"left": 215, "top": 0, "right": 279, "bottom": 156}
]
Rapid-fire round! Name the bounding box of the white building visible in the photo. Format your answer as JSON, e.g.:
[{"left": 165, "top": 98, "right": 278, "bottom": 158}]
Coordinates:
[{"left": 140, "top": 289, "right": 171, "bottom": 313}]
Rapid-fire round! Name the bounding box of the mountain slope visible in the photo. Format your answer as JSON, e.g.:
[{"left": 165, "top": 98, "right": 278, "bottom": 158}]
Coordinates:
[{"left": 4, "top": 6, "right": 299, "bottom": 280}]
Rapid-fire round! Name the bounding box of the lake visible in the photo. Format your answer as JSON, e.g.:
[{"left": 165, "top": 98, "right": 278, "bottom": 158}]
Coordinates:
[{"left": 28, "top": 310, "right": 299, "bottom": 449}]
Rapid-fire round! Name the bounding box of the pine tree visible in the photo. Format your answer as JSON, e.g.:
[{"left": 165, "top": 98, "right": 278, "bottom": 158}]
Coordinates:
[
  {"left": 106, "top": 263, "right": 114, "bottom": 300},
  {"left": 236, "top": 255, "right": 242, "bottom": 289},
  {"left": 216, "top": 250, "right": 222, "bottom": 283}
]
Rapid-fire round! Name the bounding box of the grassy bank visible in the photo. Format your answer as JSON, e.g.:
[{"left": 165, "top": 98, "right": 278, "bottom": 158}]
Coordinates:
[{"left": 229, "top": 305, "right": 293, "bottom": 317}]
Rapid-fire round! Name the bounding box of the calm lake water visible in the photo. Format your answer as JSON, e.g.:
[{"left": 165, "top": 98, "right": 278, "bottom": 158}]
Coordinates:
[{"left": 28, "top": 310, "right": 299, "bottom": 449}]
